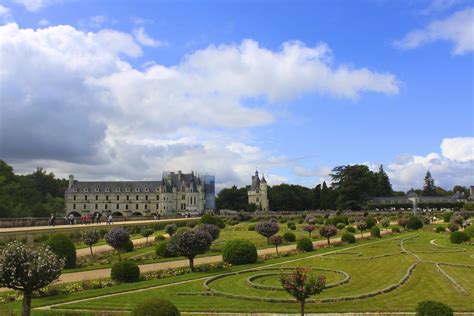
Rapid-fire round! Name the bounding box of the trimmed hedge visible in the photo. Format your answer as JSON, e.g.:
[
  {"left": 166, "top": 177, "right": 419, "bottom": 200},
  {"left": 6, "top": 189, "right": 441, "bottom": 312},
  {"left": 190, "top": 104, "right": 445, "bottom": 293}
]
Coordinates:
[
  {"left": 121, "top": 239, "right": 134, "bottom": 252},
  {"left": 132, "top": 298, "right": 180, "bottom": 316},
  {"left": 282, "top": 232, "right": 296, "bottom": 242},
  {"left": 222, "top": 240, "right": 257, "bottom": 265},
  {"left": 371, "top": 226, "right": 381, "bottom": 238},
  {"left": 287, "top": 222, "right": 296, "bottom": 230},
  {"left": 407, "top": 216, "right": 423, "bottom": 230},
  {"left": 465, "top": 225, "right": 474, "bottom": 238},
  {"left": 45, "top": 234, "right": 76, "bottom": 268},
  {"left": 296, "top": 238, "right": 313, "bottom": 252},
  {"left": 336, "top": 223, "right": 346, "bottom": 230},
  {"left": 450, "top": 231, "right": 470, "bottom": 244},
  {"left": 111, "top": 260, "right": 140, "bottom": 283},
  {"left": 341, "top": 233, "right": 356, "bottom": 244},
  {"left": 345, "top": 226, "right": 356, "bottom": 233},
  {"left": 416, "top": 300, "right": 453, "bottom": 316},
  {"left": 435, "top": 226, "right": 446, "bottom": 233}
]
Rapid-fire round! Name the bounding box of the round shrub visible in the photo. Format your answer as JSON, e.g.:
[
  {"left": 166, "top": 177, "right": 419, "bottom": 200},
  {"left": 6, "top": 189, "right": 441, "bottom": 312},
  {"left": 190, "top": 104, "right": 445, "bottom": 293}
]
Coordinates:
[
  {"left": 450, "top": 231, "right": 470, "bottom": 244},
  {"left": 435, "top": 226, "right": 446, "bottom": 233},
  {"left": 370, "top": 226, "right": 381, "bottom": 238},
  {"left": 341, "top": 233, "right": 356, "bottom": 244},
  {"left": 345, "top": 226, "right": 356, "bottom": 233},
  {"left": 111, "top": 260, "right": 140, "bottom": 283},
  {"left": 197, "top": 224, "right": 220, "bottom": 240},
  {"left": 416, "top": 300, "right": 453, "bottom": 316},
  {"left": 296, "top": 237, "right": 313, "bottom": 252},
  {"left": 45, "top": 234, "right": 76, "bottom": 268},
  {"left": 448, "top": 223, "right": 459, "bottom": 232},
  {"left": 336, "top": 223, "right": 346, "bottom": 230},
  {"left": 391, "top": 226, "right": 401, "bottom": 233},
  {"left": 407, "top": 216, "right": 424, "bottom": 230},
  {"left": 287, "top": 222, "right": 296, "bottom": 230},
  {"left": 283, "top": 232, "right": 296, "bottom": 242},
  {"left": 165, "top": 224, "right": 177, "bottom": 236},
  {"left": 155, "top": 241, "right": 175, "bottom": 258},
  {"left": 121, "top": 239, "right": 134, "bottom": 252},
  {"left": 222, "top": 240, "right": 257, "bottom": 265},
  {"left": 465, "top": 225, "right": 474, "bottom": 238},
  {"left": 365, "top": 216, "right": 376, "bottom": 229},
  {"left": 248, "top": 224, "right": 256, "bottom": 231},
  {"left": 132, "top": 298, "right": 180, "bottom": 316}
]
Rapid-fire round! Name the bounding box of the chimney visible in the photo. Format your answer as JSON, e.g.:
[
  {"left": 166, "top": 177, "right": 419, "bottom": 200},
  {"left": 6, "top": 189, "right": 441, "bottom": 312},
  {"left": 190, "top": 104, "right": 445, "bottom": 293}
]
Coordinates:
[{"left": 68, "top": 174, "right": 74, "bottom": 188}]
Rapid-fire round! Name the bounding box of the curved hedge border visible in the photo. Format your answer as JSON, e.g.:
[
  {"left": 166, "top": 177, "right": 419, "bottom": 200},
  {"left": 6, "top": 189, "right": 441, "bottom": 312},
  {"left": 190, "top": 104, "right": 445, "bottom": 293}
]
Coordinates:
[
  {"left": 245, "top": 268, "right": 350, "bottom": 291},
  {"left": 321, "top": 252, "right": 403, "bottom": 260},
  {"left": 435, "top": 263, "right": 470, "bottom": 296}
]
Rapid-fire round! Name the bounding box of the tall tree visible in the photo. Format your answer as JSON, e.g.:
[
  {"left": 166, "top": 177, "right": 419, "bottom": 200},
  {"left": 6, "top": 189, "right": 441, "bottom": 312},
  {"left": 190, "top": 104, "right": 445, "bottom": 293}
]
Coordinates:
[
  {"left": 319, "top": 181, "right": 330, "bottom": 210},
  {"left": 331, "top": 165, "right": 375, "bottom": 210},
  {"left": 313, "top": 184, "right": 321, "bottom": 210},
  {"left": 422, "top": 170, "right": 436, "bottom": 196},
  {"left": 375, "top": 165, "right": 393, "bottom": 197},
  {"left": 215, "top": 186, "right": 250, "bottom": 211}
]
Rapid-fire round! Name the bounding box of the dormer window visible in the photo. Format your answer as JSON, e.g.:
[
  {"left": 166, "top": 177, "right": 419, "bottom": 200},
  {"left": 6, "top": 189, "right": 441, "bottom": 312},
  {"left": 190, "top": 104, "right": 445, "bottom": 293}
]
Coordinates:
[
  {"left": 73, "top": 188, "right": 78, "bottom": 192},
  {"left": 135, "top": 188, "right": 140, "bottom": 192},
  {"left": 84, "top": 188, "right": 89, "bottom": 192},
  {"left": 145, "top": 187, "right": 149, "bottom": 192},
  {"left": 105, "top": 188, "right": 110, "bottom": 192},
  {"left": 116, "top": 188, "right": 120, "bottom": 192},
  {"left": 95, "top": 188, "right": 99, "bottom": 192},
  {"left": 126, "top": 188, "right": 130, "bottom": 192}
]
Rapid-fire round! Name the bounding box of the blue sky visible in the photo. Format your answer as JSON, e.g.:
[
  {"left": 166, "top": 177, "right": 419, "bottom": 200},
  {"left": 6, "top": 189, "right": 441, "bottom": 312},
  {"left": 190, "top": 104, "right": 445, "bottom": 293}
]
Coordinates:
[{"left": 0, "top": 0, "right": 473, "bottom": 191}]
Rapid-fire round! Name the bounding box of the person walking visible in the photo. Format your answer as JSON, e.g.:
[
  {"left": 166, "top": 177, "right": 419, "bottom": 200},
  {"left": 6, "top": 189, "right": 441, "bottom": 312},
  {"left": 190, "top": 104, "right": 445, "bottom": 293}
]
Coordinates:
[
  {"left": 48, "top": 213, "right": 55, "bottom": 226},
  {"left": 107, "top": 214, "right": 113, "bottom": 225},
  {"left": 97, "top": 212, "right": 102, "bottom": 224}
]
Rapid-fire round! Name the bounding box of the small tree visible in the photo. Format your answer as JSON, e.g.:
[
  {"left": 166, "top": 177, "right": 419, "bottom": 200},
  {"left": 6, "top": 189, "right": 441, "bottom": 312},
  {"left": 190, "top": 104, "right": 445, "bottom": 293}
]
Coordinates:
[
  {"left": 165, "top": 224, "right": 177, "bottom": 236},
  {"left": 269, "top": 235, "right": 283, "bottom": 255},
  {"left": 280, "top": 268, "right": 326, "bottom": 316},
  {"left": 305, "top": 215, "right": 316, "bottom": 224},
  {"left": 381, "top": 218, "right": 390, "bottom": 233},
  {"left": 140, "top": 228, "right": 154, "bottom": 245},
  {"left": 255, "top": 221, "right": 279, "bottom": 244},
  {"left": 196, "top": 223, "right": 220, "bottom": 240},
  {"left": 450, "top": 215, "right": 464, "bottom": 230},
  {"left": 0, "top": 241, "right": 64, "bottom": 316},
  {"left": 398, "top": 217, "right": 408, "bottom": 230},
  {"left": 319, "top": 224, "right": 337, "bottom": 245},
  {"left": 167, "top": 230, "right": 213, "bottom": 270},
  {"left": 356, "top": 221, "right": 367, "bottom": 238},
  {"left": 303, "top": 225, "right": 316, "bottom": 238},
  {"left": 105, "top": 227, "right": 131, "bottom": 261},
  {"left": 82, "top": 230, "right": 100, "bottom": 256}
]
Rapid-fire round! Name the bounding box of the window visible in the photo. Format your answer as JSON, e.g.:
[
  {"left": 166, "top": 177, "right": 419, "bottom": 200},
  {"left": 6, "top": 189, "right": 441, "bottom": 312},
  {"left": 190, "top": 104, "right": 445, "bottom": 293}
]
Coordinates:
[
  {"left": 95, "top": 204, "right": 98, "bottom": 209},
  {"left": 136, "top": 195, "right": 139, "bottom": 200},
  {"left": 95, "top": 195, "right": 98, "bottom": 200},
  {"left": 126, "top": 188, "right": 130, "bottom": 192},
  {"left": 73, "top": 203, "right": 76, "bottom": 209},
  {"left": 156, "top": 203, "right": 159, "bottom": 209},
  {"left": 127, "top": 195, "right": 129, "bottom": 201},
  {"left": 85, "top": 195, "right": 88, "bottom": 200},
  {"left": 136, "top": 204, "right": 139, "bottom": 210},
  {"left": 145, "top": 187, "right": 149, "bottom": 192},
  {"left": 126, "top": 204, "right": 129, "bottom": 210},
  {"left": 117, "top": 195, "right": 119, "bottom": 200},
  {"left": 83, "top": 204, "right": 86, "bottom": 209},
  {"left": 256, "top": 197, "right": 259, "bottom": 202},
  {"left": 73, "top": 195, "right": 76, "bottom": 201},
  {"left": 105, "top": 188, "right": 110, "bottom": 192},
  {"left": 182, "top": 195, "right": 185, "bottom": 200},
  {"left": 84, "top": 188, "right": 89, "bottom": 192},
  {"left": 156, "top": 195, "right": 159, "bottom": 200},
  {"left": 116, "top": 204, "right": 119, "bottom": 210},
  {"left": 105, "top": 204, "right": 108, "bottom": 210},
  {"left": 95, "top": 188, "right": 99, "bottom": 192},
  {"left": 116, "top": 188, "right": 120, "bottom": 192},
  {"left": 145, "top": 195, "right": 148, "bottom": 201},
  {"left": 145, "top": 204, "right": 147, "bottom": 210},
  {"left": 106, "top": 195, "right": 109, "bottom": 201},
  {"left": 73, "top": 188, "right": 77, "bottom": 192},
  {"left": 135, "top": 188, "right": 140, "bottom": 192}
]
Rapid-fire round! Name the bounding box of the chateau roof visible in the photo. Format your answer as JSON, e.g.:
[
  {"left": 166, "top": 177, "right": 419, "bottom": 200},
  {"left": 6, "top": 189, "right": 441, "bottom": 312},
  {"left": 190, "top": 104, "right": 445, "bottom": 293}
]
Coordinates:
[{"left": 66, "top": 181, "right": 162, "bottom": 193}]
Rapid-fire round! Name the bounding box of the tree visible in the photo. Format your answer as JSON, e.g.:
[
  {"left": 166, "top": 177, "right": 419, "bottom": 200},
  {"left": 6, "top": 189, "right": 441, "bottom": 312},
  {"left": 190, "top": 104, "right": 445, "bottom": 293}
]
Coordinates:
[
  {"left": 320, "top": 181, "right": 331, "bottom": 210},
  {"left": 280, "top": 268, "right": 326, "bottom": 316},
  {"left": 167, "top": 230, "right": 213, "bottom": 270},
  {"left": 82, "top": 230, "right": 100, "bottom": 256},
  {"left": 255, "top": 221, "right": 279, "bottom": 243},
  {"left": 356, "top": 220, "right": 367, "bottom": 238},
  {"left": 268, "top": 184, "right": 313, "bottom": 212},
  {"left": 331, "top": 165, "right": 376, "bottom": 210},
  {"left": 215, "top": 186, "right": 251, "bottom": 211},
  {"left": 165, "top": 224, "right": 177, "bottom": 236},
  {"left": 319, "top": 225, "right": 337, "bottom": 245},
  {"left": 303, "top": 225, "right": 316, "bottom": 238},
  {"left": 381, "top": 218, "right": 390, "bottom": 233},
  {"left": 105, "top": 227, "right": 131, "bottom": 261},
  {"left": 140, "top": 228, "right": 154, "bottom": 245},
  {"left": 313, "top": 184, "right": 321, "bottom": 209},
  {"left": 196, "top": 224, "right": 220, "bottom": 240},
  {"left": 375, "top": 165, "right": 393, "bottom": 196},
  {"left": 398, "top": 217, "right": 408, "bottom": 229},
  {"left": 269, "top": 235, "right": 283, "bottom": 255},
  {"left": 0, "top": 241, "right": 64, "bottom": 316},
  {"left": 422, "top": 171, "right": 436, "bottom": 196}
]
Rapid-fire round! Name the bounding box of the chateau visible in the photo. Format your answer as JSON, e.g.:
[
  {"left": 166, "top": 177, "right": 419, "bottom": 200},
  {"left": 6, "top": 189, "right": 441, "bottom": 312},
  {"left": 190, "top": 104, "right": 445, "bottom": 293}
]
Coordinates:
[
  {"left": 247, "top": 170, "right": 269, "bottom": 211},
  {"left": 65, "top": 171, "right": 215, "bottom": 217}
]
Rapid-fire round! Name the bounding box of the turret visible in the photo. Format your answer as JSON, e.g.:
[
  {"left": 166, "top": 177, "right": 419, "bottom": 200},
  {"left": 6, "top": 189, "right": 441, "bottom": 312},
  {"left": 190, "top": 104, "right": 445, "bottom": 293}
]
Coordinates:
[{"left": 68, "top": 174, "right": 74, "bottom": 188}]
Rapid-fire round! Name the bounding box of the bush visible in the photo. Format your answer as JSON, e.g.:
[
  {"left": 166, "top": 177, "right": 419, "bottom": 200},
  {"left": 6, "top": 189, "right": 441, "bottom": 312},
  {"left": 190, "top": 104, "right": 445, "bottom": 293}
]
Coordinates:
[
  {"left": 121, "top": 239, "right": 134, "bottom": 252},
  {"left": 45, "top": 234, "right": 76, "bottom": 268},
  {"left": 443, "top": 212, "right": 453, "bottom": 223},
  {"left": 176, "top": 227, "right": 191, "bottom": 235},
  {"left": 296, "top": 238, "right": 313, "bottom": 252},
  {"left": 287, "top": 222, "right": 296, "bottom": 230},
  {"left": 436, "top": 226, "right": 446, "bottom": 233},
  {"left": 407, "top": 216, "right": 423, "bottom": 230},
  {"left": 283, "top": 232, "right": 296, "bottom": 242},
  {"left": 155, "top": 241, "right": 175, "bottom": 258},
  {"left": 391, "top": 226, "right": 401, "bottom": 234},
  {"left": 370, "top": 226, "right": 381, "bottom": 238},
  {"left": 200, "top": 213, "right": 225, "bottom": 228},
  {"left": 222, "top": 240, "right": 257, "bottom": 265},
  {"left": 111, "top": 261, "right": 140, "bottom": 283},
  {"left": 448, "top": 223, "right": 459, "bottom": 232},
  {"left": 341, "top": 233, "right": 356, "bottom": 244},
  {"left": 465, "top": 225, "right": 474, "bottom": 238},
  {"left": 155, "top": 235, "right": 165, "bottom": 242},
  {"left": 336, "top": 223, "right": 346, "bottom": 230},
  {"left": 132, "top": 297, "right": 180, "bottom": 316},
  {"left": 365, "top": 216, "right": 376, "bottom": 229},
  {"left": 416, "top": 300, "right": 453, "bottom": 316},
  {"left": 165, "top": 224, "right": 177, "bottom": 236},
  {"left": 196, "top": 224, "right": 220, "bottom": 240},
  {"left": 450, "top": 231, "right": 470, "bottom": 244},
  {"left": 345, "top": 226, "right": 356, "bottom": 233},
  {"left": 248, "top": 224, "right": 256, "bottom": 231}
]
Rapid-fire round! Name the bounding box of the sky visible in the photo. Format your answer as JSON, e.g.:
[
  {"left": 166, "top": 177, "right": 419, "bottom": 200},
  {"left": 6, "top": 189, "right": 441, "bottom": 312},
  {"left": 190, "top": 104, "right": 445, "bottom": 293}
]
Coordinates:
[{"left": 0, "top": 0, "right": 473, "bottom": 192}]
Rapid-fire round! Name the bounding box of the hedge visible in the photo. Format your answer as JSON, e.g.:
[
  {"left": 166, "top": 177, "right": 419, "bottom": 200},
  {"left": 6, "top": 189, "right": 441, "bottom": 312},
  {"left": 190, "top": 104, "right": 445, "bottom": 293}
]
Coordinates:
[
  {"left": 282, "top": 232, "right": 296, "bottom": 242},
  {"left": 450, "top": 231, "right": 470, "bottom": 244},
  {"left": 416, "top": 300, "right": 453, "bottom": 316},
  {"left": 132, "top": 298, "right": 180, "bottom": 316},
  {"left": 296, "top": 238, "right": 313, "bottom": 252},
  {"left": 341, "top": 233, "right": 356, "bottom": 244},
  {"left": 111, "top": 260, "right": 140, "bottom": 283},
  {"left": 222, "top": 240, "right": 257, "bottom": 265},
  {"left": 155, "top": 241, "right": 175, "bottom": 258},
  {"left": 45, "top": 234, "right": 76, "bottom": 268},
  {"left": 370, "top": 226, "right": 381, "bottom": 238},
  {"left": 407, "top": 216, "right": 423, "bottom": 230}
]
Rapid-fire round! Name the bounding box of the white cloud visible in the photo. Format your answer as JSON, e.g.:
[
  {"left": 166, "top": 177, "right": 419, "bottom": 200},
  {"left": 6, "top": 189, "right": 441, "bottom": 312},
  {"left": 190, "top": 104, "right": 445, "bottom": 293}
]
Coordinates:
[
  {"left": 420, "top": 0, "right": 463, "bottom": 15},
  {"left": 395, "top": 7, "right": 474, "bottom": 55},
  {"left": 0, "top": 23, "right": 400, "bottom": 188},
  {"left": 38, "top": 18, "right": 49, "bottom": 26},
  {"left": 133, "top": 27, "right": 167, "bottom": 47},
  {"left": 441, "top": 137, "right": 474, "bottom": 162},
  {"left": 0, "top": 4, "right": 12, "bottom": 22},
  {"left": 13, "top": 0, "right": 57, "bottom": 11}
]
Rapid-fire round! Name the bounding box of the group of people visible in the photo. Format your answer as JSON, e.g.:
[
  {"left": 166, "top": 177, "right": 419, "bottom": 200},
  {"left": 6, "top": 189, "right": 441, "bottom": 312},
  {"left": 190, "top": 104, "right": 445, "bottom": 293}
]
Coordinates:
[{"left": 47, "top": 212, "right": 114, "bottom": 226}]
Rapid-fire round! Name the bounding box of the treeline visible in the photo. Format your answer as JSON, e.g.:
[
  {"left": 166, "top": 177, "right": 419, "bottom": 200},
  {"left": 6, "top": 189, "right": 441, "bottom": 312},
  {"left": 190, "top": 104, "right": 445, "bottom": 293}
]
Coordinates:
[
  {"left": 216, "top": 164, "right": 470, "bottom": 212},
  {"left": 0, "top": 160, "right": 68, "bottom": 218}
]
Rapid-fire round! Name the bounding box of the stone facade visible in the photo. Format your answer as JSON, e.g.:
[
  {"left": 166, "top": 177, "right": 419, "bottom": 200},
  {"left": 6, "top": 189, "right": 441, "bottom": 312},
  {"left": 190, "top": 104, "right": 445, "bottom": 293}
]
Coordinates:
[
  {"left": 247, "top": 171, "right": 269, "bottom": 211},
  {"left": 65, "top": 171, "right": 215, "bottom": 216}
]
